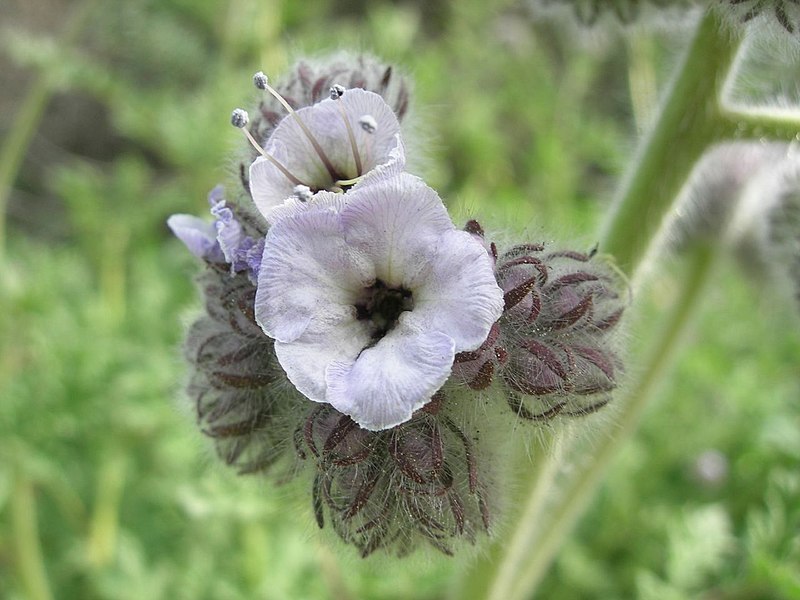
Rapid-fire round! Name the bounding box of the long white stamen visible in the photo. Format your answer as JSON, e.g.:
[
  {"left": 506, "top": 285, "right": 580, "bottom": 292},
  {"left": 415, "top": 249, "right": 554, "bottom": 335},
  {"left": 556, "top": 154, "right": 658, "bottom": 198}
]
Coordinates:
[
  {"left": 254, "top": 72, "right": 339, "bottom": 181},
  {"left": 330, "top": 85, "right": 364, "bottom": 177},
  {"left": 231, "top": 108, "right": 303, "bottom": 186}
]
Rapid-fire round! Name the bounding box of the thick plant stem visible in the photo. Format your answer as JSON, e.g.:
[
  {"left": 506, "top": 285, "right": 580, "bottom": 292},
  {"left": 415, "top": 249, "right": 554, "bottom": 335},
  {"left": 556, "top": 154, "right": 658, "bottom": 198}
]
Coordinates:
[
  {"left": 11, "top": 475, "right": 53, "bottom": 600},
  {"left": 484, "top": 430, "right": 565, "bottom": 600},
  {"left": 505, "top": 244, "right": 719, "bottom": 599},
  {"left": 599, "top": 10, "right": 741, "bottom": 275}
]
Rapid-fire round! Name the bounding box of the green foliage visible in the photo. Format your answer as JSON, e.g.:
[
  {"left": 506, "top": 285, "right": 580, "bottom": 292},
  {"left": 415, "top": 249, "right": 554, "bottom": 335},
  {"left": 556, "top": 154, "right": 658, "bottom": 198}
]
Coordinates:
[{"left": 0, "top": 0, "right": 798, "bottom": 598}]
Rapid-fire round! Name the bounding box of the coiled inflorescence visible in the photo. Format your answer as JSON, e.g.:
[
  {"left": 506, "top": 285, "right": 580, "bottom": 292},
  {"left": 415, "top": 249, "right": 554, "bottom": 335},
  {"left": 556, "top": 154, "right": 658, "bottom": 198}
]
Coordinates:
[{"left": 170, "top": 55, "right": 627, "bottom": 558}]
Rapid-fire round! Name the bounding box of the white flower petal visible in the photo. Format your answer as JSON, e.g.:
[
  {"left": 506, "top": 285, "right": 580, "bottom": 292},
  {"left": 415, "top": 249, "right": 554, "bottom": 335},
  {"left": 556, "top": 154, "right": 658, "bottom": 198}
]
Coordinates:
[
  {"left": 405, "top": 229, "right": 505, "bottom": 351},
  {"left": 325, "top": 328, "right": 455, "bottom": 431},
  {"left": 275, "top": 317, "right": 372, "bottom": 402},
  {"left": 340, "top": 173, "right": 455, "bottom": 286},
  {"left": 265, "top": 190, "right": 346, "bottom": 224},
  {"left": 256, "top": 172, "right": 503, "bottom": 430},
  {"left": 249, "top": 155, "right": 290, "bottom": 222},
  {"left": 336, "top": 88, "right": 402, "bottom": 174},
  {"left": 255, "top": 208, "right": 375, "bottom": 343},
  {"left": 249, "top": 89, "right": 402, "bottom": 221},
  {"left": 350, "top": 133, "right": 405, "bottom": 190}
]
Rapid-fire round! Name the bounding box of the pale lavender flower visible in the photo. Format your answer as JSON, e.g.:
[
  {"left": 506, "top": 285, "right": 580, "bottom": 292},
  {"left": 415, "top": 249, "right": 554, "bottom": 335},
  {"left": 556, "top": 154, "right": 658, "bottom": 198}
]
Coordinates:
[
  {"left": 249, "top": 88, "right": 404, "bottom": 223},
  {"left": 210, "top": 199, "right": 263, "bottom": 281},
  {"left": 167, "top": 214, "right": 225, "bottom": 263},
  {"left": 254, "top": 173, "right": 504, "bottom": 431},
  {"left": 251, "top": 54, "right": 411, "bottom": 141},
  {"left": 168, "top": 186, "right": 263, "bottom": 282}
]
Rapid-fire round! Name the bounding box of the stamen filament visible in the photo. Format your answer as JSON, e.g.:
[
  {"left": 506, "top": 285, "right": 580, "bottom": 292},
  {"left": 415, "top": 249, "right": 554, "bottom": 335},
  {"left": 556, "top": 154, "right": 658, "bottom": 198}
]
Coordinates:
[
  {"left": 260, "top": 80, "right": 340, "bottom": 182},
  {"left": 332, "top": 91, "right": 364, "bottom": 177},
  {"left": 241, "top": 128, "right": 303, "bottom": 187}
]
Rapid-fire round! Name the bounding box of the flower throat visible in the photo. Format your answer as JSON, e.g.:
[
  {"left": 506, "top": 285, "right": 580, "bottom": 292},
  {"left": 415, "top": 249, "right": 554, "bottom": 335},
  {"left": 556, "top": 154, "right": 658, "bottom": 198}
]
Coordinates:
[{"left": 355, "top": 280, "right": 414, "bottom": 343}]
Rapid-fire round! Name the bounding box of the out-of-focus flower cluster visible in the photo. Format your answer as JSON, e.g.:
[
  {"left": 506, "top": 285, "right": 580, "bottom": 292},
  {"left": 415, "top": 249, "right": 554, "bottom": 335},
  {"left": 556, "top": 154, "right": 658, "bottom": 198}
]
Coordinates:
[
  {"left": 168, "top": 54, "right": 628, "bottom": 556},
  {"left": 653, "top": 142, "right": 800, "bottom": 315},
  {"left": 532, "top": 0, "right": 800, "bottom": 35}
]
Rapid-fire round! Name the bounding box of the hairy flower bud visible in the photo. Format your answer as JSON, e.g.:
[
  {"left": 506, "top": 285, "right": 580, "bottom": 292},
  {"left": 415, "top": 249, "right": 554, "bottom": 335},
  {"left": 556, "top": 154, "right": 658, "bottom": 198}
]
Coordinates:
[
  {"left": 185, "top": 268, "right": 304, "bottom": 476},
  {"left": 650, "top": 143, "right": 800, "bottom": 313},
  {"left": 298, "top": 396, "right": 490, "bottom": 557},
  {"left": 532, "top": 0, "right": 800, "bottom": 38},
  {"left": 728, "top": 150, "right": 800, "bottom": 311},
  {"left": 531, "top": 0, "right": 699, "bottom": 26},
  {"left": 451, "top": 224, "right": 628, "bottom": 421},
  {"left": 717, "top": 0, "right": 800, "bottom": 36}
]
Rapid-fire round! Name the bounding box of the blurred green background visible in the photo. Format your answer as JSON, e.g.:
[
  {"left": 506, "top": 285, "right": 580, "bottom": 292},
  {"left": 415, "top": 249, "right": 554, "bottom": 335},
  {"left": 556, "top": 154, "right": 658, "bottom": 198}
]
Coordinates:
[{"left": 1, "top": 0, "right": 798, "bottom": 598}]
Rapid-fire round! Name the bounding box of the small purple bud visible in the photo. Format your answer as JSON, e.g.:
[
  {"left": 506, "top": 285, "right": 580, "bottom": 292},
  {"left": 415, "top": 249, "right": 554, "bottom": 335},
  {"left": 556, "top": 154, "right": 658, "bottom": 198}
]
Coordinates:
[{"left": 300, "top": 404, "right": 490, "bottom": 556}]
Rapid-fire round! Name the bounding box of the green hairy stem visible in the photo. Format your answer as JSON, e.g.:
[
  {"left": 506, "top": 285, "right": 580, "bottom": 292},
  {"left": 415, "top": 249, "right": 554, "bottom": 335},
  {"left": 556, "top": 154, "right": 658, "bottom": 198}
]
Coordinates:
[{"left": 599, "top": 10, "right": 741, "bottom": 274}]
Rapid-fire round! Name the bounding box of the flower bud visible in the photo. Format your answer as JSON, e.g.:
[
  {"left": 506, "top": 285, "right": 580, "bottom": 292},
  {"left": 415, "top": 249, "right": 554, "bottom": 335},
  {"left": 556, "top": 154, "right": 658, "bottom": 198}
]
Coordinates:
[
  {"left": 184, "top": 268, "right": 304, "bottom": 476},
  {"left": 531, "top": 0, "right": 701, "bottom": 26},
  {"left": 450, "top": 224, "right": 628, "bottom": 421},
  {"left": 728, "top": 150, "right": 800, "bottom": 312},
  {"left": 716, "top": 0, "right": 800, "bottom": 37},
  {"left": 297, "top": 398, "right": 491, "bottom": 557},
  {"left": 651, "top": 142, "right": 800, "bottom": 313}
]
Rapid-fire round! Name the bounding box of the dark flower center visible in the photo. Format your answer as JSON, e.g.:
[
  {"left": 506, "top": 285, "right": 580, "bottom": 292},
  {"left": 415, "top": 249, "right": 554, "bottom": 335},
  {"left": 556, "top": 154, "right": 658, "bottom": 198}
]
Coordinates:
[{"left": 355, "top": 280, "right": 414, "bottom": 343}]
